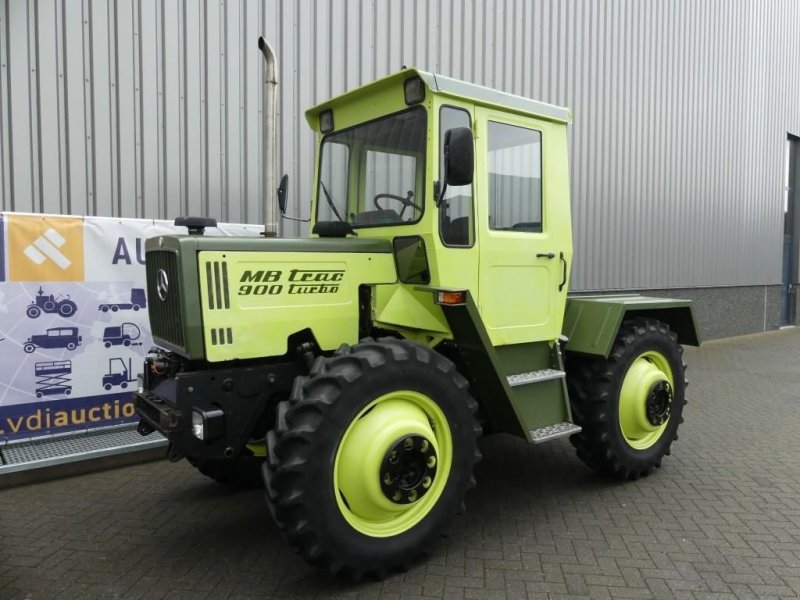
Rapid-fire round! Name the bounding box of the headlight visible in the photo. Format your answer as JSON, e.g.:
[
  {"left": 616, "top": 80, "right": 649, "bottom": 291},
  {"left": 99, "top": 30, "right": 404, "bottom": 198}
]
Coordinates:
[
  {"left": 191, "top": 410, "right": 205, "bottom": 439},
  {"left": 191, "top": 408, "right": 225, "bottom": 441}
]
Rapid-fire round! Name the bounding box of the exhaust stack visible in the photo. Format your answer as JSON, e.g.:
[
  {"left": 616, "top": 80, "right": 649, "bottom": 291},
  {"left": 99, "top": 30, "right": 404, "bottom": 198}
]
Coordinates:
[{"left": 258, "top": 36, "right": 279, "bottom": 237}]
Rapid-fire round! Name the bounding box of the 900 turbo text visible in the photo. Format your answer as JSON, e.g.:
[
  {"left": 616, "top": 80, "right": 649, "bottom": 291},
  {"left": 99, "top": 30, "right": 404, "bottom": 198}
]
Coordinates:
[{"left": 237, "top": 269, "right": 345, "bottom": 296}]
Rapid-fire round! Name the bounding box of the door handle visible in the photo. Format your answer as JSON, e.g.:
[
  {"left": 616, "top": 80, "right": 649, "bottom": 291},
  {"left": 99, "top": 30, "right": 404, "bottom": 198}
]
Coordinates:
[
  {"left": 559, "top": 252, "right": 568, "bottom": 291},
  {"left": 536, "top": 252, "right": 555, "bottom": 259}
]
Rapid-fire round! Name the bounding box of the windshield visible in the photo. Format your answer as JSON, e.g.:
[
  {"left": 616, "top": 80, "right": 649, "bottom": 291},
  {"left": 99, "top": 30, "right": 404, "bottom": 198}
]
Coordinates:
[{"left": 316, "top": 108, "right": 427, "bottom": 228}]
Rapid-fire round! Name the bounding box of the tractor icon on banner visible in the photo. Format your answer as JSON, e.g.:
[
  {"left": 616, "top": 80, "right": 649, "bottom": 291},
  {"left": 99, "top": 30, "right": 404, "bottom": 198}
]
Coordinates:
[{"left": 26, "top": 286, "right": 78, "bottom": 319}]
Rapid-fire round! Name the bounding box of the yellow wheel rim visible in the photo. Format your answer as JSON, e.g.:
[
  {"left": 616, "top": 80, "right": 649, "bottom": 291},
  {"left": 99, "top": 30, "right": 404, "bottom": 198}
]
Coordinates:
[
  {"left": 618, "top": 350, "right": 674, "bottom": 450},
  {"left": 333, "top": 390, "right": 452, "bottom": 538}
]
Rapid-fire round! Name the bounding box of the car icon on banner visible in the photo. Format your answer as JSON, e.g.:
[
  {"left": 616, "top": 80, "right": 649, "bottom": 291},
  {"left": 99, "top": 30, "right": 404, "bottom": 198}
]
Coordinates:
[{"left": 23, "top": 327, "right": 82, "bottom": 353}]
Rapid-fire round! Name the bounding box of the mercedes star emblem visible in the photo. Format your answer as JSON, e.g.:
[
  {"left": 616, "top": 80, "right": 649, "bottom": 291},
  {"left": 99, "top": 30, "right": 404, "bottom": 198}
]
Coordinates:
[{"left": 156, "top": 269, "right": 169, "bottom": 301}]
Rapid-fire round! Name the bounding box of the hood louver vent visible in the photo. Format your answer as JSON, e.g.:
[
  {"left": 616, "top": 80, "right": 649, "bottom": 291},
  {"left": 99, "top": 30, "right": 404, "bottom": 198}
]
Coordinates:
[
  {"left": 210, "top": 327, "right": 233, "bottom": 346},
  {"left": 205, "top": 260, "right": 230, "bottom": 310}
]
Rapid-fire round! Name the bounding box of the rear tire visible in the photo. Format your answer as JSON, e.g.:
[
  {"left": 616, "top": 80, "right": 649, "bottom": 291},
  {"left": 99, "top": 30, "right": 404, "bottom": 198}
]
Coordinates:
[
  {"left": 566, "top": 317, "right": 687, "bottom": 480},
  {"left": 263, "top": 338, "right": 481, "bottom": 579}
]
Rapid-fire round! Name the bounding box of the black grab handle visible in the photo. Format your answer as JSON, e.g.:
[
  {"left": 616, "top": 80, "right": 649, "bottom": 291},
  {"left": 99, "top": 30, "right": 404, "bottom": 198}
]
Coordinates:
[{"left": 559, "top": 252, "right": 568, "bottom": 292}]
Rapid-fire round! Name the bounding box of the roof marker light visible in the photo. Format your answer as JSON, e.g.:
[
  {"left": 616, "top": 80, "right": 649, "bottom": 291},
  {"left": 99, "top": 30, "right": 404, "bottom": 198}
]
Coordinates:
[
  {"left": 320, "top": 109, "right": 334, "bottom": 133},
  {"left": 404, "top": 76, "right": 425, "bottom": 105}
]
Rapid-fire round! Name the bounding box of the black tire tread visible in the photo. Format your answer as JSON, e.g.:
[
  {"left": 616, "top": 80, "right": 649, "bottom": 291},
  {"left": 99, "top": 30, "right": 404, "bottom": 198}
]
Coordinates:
[
  {"left": 566, "top": 317, "right": 688, "bottom": 480},
  {"left": 263, "top": 337, "right": 481, "bottom": 580}
]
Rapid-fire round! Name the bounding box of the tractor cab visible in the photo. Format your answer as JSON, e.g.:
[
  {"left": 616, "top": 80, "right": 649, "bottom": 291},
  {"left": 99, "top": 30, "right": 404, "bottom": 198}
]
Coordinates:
[{"left": 303, "top": 69, "right": 573, "bottom": 346}]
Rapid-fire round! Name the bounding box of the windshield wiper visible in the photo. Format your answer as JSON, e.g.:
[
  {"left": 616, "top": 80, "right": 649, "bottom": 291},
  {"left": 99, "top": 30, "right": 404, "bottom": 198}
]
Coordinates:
[{"left": 319, "top": 181, "right": 346, "bottom": 223}]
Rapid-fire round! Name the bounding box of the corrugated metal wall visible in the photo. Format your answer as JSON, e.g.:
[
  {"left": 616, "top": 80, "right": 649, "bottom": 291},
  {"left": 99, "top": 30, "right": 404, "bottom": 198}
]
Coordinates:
[{"left": 2, "top": 0, "right": 800, "bottom": 290}]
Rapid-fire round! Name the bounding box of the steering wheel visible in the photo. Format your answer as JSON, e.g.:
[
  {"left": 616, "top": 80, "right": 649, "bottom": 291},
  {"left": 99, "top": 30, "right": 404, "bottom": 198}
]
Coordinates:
[{"left": 373, "top": 191, "right": 423, "bottom": 219}]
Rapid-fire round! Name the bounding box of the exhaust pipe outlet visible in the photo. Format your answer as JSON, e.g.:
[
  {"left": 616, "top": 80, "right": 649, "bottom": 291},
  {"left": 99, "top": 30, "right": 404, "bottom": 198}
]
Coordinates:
[{"left": 258, "top": 36, "right": 279, "bottom": 237}]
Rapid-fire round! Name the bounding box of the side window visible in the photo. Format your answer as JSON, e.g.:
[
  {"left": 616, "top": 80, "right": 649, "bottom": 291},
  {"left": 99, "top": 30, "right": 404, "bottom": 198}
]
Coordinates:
[
  {"left": 439, "top": 106, "right": 474, "bottom": 246},
  {"left": 487, "top": 121, "right": 542, "bottom": 232}
]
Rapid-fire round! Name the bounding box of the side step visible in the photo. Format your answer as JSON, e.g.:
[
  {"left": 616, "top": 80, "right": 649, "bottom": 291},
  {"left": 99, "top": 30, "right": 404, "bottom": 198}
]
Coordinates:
[
  {"left": 507, "top": 369, "right": 565, "bottom": 387},
  {"left": 530, "top": 422, "right": 582, "bottom": 444}
]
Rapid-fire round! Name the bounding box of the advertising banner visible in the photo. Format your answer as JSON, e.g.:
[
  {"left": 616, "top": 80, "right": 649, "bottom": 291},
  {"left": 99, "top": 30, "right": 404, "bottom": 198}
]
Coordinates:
[{"left": 0, "top": 213, "right": 263, "bottom": 443}]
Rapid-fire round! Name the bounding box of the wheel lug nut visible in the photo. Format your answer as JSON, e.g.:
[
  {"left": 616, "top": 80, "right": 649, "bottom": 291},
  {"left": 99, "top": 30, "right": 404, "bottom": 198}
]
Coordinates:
[
  {"left": 404, "top": 438, "right": 414, "bottom": 450},
  {"left": 427, "top": 456, "right": 436, "bottom": 468}
]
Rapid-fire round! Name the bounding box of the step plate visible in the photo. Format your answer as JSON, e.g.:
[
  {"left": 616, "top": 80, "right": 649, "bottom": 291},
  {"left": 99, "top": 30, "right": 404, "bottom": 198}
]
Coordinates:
[
  {"left": 507, "top": 369, "right": 565, "bottom": 387},
  {"left": 530, "top": 422, "right": 582, "bottom": 444}
]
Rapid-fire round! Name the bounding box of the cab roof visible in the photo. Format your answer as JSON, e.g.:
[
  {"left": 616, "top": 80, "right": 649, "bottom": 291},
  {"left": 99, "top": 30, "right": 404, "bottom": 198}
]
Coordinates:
[{"left": 305, "top": 68, "right": 571, "bottom": 130}]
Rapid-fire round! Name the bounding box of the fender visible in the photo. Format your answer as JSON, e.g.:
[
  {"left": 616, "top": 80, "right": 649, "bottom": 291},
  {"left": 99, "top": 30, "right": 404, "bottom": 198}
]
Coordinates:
[{"left": 562, "top": 295, "right": 700, "bottom": 358}]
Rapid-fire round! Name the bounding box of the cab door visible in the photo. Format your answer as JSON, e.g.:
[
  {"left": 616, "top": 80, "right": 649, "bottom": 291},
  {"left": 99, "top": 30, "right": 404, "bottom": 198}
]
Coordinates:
[{"left": 476, "top": 108, "right": 571, "bottom": 346}]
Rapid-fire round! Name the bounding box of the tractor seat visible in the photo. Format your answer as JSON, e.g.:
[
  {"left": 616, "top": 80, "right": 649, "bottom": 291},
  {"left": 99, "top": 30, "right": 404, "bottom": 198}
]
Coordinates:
[{"left": 443, "top": 216, "right": 471, "bottom": 246}]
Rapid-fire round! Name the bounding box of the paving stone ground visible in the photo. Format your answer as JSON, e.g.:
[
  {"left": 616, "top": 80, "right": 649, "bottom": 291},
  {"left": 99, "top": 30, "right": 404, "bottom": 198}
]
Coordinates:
[{"left": 2, "top": 329, "right": 800, "bottom": 600}]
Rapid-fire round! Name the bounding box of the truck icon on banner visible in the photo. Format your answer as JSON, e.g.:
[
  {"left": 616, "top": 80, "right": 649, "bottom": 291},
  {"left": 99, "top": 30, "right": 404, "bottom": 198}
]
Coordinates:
[
  {"left": 34, "top": 360, "right": 72, "bottom": 398},
  {"left": 102, "top": 323, "right": 141, "bottom": 348},
  {"left": 98, "top": 288, "right": 147, "bottom": 313},
  {"left": 23, "top": 327, "right": 82, "bottom": 353},
  {"left": 26, "top": 286, "right": 78, "bottom": 319}
]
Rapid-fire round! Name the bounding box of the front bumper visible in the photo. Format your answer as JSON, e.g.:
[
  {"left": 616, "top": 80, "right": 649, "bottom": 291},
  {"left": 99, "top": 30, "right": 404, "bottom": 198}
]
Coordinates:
[{"left": 134, "top": 353, "right": 301, "bottom": 461}]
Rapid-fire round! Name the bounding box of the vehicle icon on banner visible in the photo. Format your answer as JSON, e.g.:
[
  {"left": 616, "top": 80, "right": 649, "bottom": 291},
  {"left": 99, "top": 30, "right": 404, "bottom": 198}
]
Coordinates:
[
  {"left": 102, "top": 323, "right": 141, "bottom": 348},
  {"left": 26, "top": 286, "right": 78, "bottom": 319},
  {"left": 102, "top": 357, "right": 135, "bottom": 390},
  {"left": 98, "top": 288, "right": 147, "bottom": 313},
  {"left": 23, "top": 327, "right": 82, "bottom": 353},
  {"left": 34, "top": 360, "right": 72, "bottom": 398}
]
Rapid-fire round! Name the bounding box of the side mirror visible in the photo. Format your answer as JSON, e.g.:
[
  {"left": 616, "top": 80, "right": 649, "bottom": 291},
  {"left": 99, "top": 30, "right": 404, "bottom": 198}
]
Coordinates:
[
  {"left": 277, "top": 174, "right": 289, "bottom": 214},
  {"left": 444, "top": 127, "right": 474, "bottom": 186}
]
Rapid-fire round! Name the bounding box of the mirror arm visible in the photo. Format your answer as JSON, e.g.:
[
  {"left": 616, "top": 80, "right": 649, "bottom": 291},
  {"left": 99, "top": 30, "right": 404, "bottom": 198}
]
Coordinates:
[
  {"left": 436, "top": 142, "right": 450, "bottom": 207},
  {"left": 281, "top": 214, "right": 311, "bottom": 223},
  {"left": 436, "top": 180, "right": 448, "bottom": 207}
]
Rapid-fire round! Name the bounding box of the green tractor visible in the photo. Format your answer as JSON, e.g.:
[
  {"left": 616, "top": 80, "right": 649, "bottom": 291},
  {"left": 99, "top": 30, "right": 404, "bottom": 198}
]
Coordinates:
[{"left": 135, "top": 46, "right": 699, "bottom": 578}]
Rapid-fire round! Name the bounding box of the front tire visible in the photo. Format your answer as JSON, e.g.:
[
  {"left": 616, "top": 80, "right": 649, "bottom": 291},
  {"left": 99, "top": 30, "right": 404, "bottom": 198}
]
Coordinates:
[
  {"left": 263, "top": 338, "right": 481, "bottom": 579},
  {"left": 566, "top": 317, "right": 687, "bottom": 480}
]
